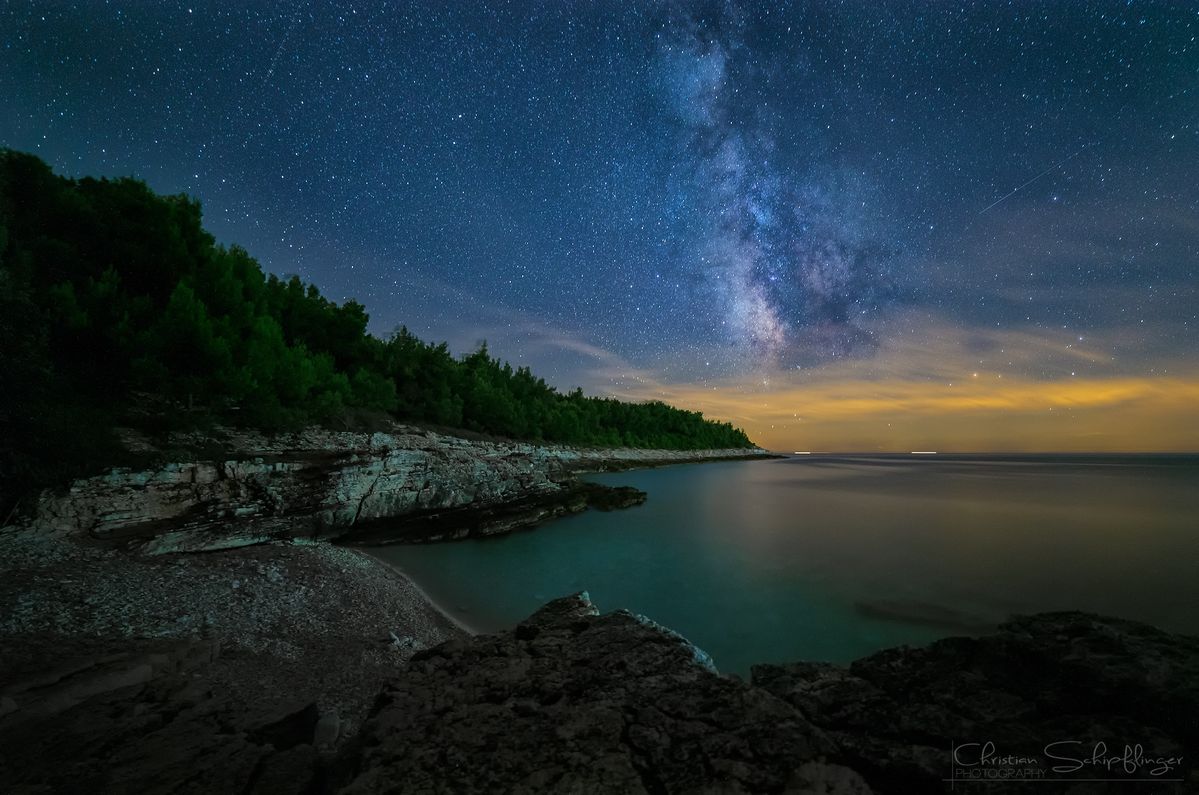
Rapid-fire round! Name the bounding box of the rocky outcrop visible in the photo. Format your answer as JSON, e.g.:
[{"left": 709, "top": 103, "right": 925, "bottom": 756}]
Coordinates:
[
  {"left": 345, "top": 481, "right": 648, "bottom": 544},
  {"left": 0, "top": 532, "right": 464, "bottom": 794},
  {"left": 753, "top": 612, "right": 1199, "bottom": 793},
  {"left": 10, "top": 425, "right": 766, "bottom": 553},
  {"left": 0, "top": 636, "right": 329, "bottom": 794},
  {"left": 0, "top": 637, "right": 220, "bottom": 723},
  {"left": 330, "top": 601, "right": 1197, "bottom": 794},
  {"left": 329, "top": 592, "right": 872, "bottom": 794},
  {"left": 3, "top": 582, "right": 1195, "bottom": 793}
]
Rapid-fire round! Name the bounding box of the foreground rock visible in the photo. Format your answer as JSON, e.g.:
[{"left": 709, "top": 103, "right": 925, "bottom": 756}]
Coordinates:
[
  {"left": 4, "top": 562, "right": 1194, "bottom": 793},
  {"left": 0, "top": 636, "right": 325, "bottom": 794},
  {"left": 334, "top": 592, "right": 870, "bottom": 794},
  {"left": 0, "top": 531, "right": 464, "bottom": 793},
  {"left": 332, "top": 601, "right": 1197, "bottom": 794},
  {"left": 754, "top": 612, "right": 1199, "bottom": 793},
  {"left": 9, "top": 424, "right": 766, "bottom": 553}
]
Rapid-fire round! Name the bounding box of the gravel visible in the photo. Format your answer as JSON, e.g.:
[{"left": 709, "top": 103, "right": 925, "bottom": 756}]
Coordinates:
[{"left": 0, "top": 526, "right": 467, "bottom": 740}]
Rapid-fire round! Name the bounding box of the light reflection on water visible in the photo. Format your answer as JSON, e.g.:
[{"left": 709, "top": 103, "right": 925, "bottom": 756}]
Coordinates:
[{"left": 369, "top": 454, "right": 1199, "bottom": 676}]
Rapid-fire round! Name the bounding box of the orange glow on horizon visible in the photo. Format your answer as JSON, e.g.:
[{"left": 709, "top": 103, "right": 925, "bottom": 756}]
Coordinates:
[
  {"left": 567, "top": 317, "right": 1199, "bottom": 453},
  {"left": 631, "top": 374, "right": 1199, "bottom": 452}
]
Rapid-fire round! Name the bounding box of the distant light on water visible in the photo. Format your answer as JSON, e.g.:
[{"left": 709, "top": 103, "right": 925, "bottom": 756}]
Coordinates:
[{"left": 911, "top": 451, "right": 938, "bottom": 455}]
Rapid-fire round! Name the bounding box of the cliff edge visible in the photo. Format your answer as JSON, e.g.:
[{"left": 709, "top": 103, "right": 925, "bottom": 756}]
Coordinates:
[{"left": 7, "top": 424, "right": 768, "bottom": 553}]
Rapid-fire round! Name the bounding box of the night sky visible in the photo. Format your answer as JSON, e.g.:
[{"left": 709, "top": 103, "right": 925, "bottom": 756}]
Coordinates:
[{"left": 4, "top": 1, "right": 1197, "bottom": 451}]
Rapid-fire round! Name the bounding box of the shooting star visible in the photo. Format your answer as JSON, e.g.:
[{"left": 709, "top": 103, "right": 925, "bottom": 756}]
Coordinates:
[
  {"left": 261, "top": 5, "right": 307, "bottom": 91},
  {"left": 978, "top": 143, "right": 1093, "bottom": 215},
  {"left": 241, "top": 5, "right": 308, "bottom": 151}
]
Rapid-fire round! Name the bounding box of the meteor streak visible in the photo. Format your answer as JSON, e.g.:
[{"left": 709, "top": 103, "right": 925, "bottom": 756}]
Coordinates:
[{"left": 978, "top": 144, "right": 1092, "bottom": 215}]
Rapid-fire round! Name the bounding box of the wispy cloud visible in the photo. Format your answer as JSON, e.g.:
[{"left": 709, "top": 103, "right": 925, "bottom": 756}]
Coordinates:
[{"left": 607, "top": 317, "right": 1199, "bottom": 451}]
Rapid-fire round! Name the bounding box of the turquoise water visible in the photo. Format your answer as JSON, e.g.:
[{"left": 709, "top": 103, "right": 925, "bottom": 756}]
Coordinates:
[{"left": 369, "top": 455, "right": 1199, "bottom": 676}]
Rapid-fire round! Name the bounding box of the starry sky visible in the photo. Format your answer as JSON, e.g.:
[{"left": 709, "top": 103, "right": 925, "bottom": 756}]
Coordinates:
[{"left": 3, "top": 1, "right": 1197, "bottom": 451}]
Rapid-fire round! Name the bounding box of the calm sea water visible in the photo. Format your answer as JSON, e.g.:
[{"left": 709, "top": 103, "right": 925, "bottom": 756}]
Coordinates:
[{"left": 369, "top": 455, "right": 1199, "bottom": 676}]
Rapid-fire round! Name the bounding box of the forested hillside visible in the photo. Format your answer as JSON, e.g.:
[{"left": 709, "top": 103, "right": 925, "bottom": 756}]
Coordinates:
[{"left": 0, "top": 150, "right": 752, "bottom": 506}]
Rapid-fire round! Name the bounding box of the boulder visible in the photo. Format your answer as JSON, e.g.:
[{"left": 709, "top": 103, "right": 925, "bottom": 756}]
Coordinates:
[
  {"left": 754, "top": 612, "right": 1199, "bottom": 793},
  {"left": 334, "top": 593, "right": 867, "bottom": 794}
]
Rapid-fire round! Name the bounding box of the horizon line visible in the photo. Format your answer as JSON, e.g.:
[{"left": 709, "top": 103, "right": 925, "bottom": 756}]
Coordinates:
[{"left": 765, "top": 449, "right": 1199, "bottom": 456}]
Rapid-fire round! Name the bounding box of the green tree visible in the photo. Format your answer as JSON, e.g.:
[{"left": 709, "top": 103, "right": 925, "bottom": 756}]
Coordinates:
[{"left": 0, "top": 149, "right": 754, "bottom": 514}]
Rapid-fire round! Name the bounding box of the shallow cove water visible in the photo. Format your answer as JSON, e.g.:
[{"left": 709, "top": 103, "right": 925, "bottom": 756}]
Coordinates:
[{"left": 369, "top": 454, "right": 1199, "bottom": 676}]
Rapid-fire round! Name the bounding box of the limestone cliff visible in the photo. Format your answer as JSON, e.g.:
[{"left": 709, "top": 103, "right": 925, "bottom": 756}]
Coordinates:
[{"left": 11, "top": 425, "right": 768, "bottom": 553}]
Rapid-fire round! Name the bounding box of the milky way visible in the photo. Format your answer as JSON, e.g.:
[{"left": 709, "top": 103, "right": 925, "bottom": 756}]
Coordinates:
[
  {"left": 3, "top": 1, "right": 1197, "bottom": 448},
  {"left": 657, "top": 1, "right": 895, "bottom": 366}
]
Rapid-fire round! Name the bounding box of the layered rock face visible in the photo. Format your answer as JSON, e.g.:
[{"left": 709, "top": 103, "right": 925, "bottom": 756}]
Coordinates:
[{"left": 16, "top": 426, "right": 765, "bottom": 553}]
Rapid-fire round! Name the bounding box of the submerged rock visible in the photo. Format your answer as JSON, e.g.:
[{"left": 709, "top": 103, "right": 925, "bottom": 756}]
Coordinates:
[
  {"left": 580, "top": 482, "right": 648, "bottom": 511},
  {"left": 853, "top": 598, "right": 1000, "bottom": 633}
]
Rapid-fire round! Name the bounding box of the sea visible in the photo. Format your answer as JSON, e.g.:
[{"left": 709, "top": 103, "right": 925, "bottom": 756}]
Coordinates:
[{"left": 368, "top": 454, "right": 1199, "bottom": 676}]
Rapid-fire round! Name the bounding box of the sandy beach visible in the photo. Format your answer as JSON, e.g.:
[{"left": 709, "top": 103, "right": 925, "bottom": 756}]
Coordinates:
[{"left": 357, "top": 548, "right": 483, "bottom": 636}]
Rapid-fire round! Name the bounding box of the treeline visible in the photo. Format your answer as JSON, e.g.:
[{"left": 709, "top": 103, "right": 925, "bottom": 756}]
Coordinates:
[{"left": 0, "top": 150, "right": 752, "bottom": 504}]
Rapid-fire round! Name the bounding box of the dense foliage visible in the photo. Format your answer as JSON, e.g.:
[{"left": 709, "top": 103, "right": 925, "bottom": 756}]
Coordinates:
[{"left": 0, "top": 150, "right": 752, "bottom": 505}]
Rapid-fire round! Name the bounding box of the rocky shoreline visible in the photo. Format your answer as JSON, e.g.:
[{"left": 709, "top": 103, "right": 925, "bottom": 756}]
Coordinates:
[
  {"left": 334, "top": 595, "right": 1199, "bottom": 794},
  {"left": 0, "top": 530, "right": 468, "bottom": 753},
  {"left": 11, "top": 423, "right": 770, "bottom": 553},
  {"left": 345, "top": 481, "right": 648, "bottom": 545},
  {"left": 4, "top": 432, "right": 1196, "bottom": 793},
  {"left": 3, "top": 533, "right": 1195, "bottom": 795},
  {"left": 0, "top": 430, "right": 773, "bottom": 790}
]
